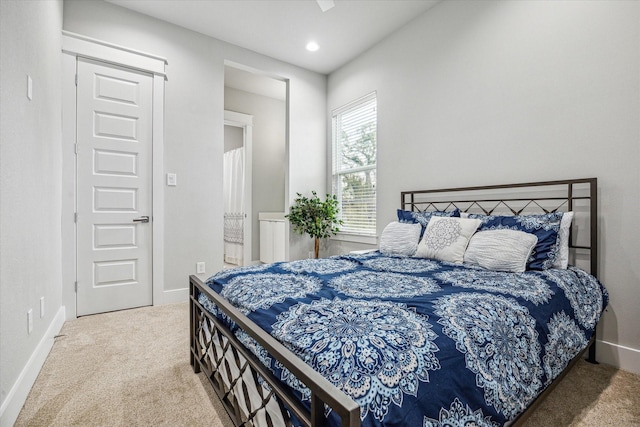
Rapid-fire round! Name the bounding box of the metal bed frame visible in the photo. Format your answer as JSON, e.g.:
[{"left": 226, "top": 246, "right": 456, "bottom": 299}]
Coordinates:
[{"left": 190, "top": 177, "right": 599, "bottom": 427}]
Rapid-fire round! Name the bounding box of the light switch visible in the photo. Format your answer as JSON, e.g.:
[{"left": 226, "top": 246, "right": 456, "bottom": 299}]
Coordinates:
[{"left": 167, "top": 173, "right": 177, "bottom": 186}]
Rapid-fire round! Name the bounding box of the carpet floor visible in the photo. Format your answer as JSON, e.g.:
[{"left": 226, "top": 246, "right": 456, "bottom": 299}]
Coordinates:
[{"left": 15, "top": 302, "right": 640, "bottom": 426}]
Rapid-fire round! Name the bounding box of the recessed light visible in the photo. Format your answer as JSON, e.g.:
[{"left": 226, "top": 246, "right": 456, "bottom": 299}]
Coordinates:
[{"left": 306, "top": 41, "right": 319, "bottom": 52}]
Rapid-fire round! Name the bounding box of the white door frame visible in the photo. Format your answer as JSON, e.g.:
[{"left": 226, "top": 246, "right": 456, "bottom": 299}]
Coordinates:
[
  {"left": 61, "top": 31, "right": 167, "bottom": 319},
  {"left": 224, "top": 110, "right": 253, "bottom": 265}
]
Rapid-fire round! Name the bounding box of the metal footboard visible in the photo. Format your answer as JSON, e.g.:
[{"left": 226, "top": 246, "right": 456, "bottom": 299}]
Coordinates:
[{"left": 190, "top": 275, "right": 361, "bottom": 427}]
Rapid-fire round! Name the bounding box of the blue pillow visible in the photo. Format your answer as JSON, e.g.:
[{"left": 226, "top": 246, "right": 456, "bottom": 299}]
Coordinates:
[
  {"left": 397, "top": 208, "right": 460, "bottom": 238},
  {"left": 467, "top": 212, "right": 563, "bottom": 270}
]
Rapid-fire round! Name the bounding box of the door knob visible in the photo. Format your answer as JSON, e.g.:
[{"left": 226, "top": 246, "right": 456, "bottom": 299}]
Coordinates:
[{"left": 133, "top": 216, "right": 150, "bottom": 223}]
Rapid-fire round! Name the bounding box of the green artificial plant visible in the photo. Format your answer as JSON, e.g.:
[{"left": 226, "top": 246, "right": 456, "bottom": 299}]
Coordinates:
[{"left": 285, "top": 191, "right": 343, "bottom": 258}]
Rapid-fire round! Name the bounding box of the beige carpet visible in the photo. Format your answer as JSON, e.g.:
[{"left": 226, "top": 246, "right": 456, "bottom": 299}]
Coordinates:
[
  {"left": 15, "top": 303, "right": 232, "bottom": 427},
  {"left": 15, "top": 302, "right": 640, "bottom": 426}
]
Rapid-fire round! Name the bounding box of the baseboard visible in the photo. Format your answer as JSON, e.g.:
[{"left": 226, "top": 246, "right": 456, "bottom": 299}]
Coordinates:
[
  {"left": 0, "top": 306, "right": 66, "bottom": 427},
  {"left": 595, "top": 339, "right": 640, "bottom": 375},
  {"left": 162, "top": 287, "right": 189, "bottom": 304}
]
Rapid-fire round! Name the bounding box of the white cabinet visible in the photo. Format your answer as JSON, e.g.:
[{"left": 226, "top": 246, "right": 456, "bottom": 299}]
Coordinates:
[{"left": 259, "top": 213, "right": 286, "bottom": 263}]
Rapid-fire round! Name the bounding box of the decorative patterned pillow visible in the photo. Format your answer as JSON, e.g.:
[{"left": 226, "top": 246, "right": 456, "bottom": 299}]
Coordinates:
[
  {"left": 467, "top": 212, "right": 563, "bottom": 270},
  {"left": 463, "top": 230, "right": 538, "bottom": 273},
  {"left": 553, "top": 211, "right": 574, "bottom": 269},
  {"left": 397, "top": 208, "right": 460, "bottom": 238},
  {"left": 379, "top": 221, "right": 422, "bottom": 256},
  {"left": 415, "top": 217, "right": 481, "bottom": 263}
]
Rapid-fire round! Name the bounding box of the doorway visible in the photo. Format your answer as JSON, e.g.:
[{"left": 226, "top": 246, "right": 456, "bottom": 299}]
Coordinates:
[
  {"left": 223, "top": 111, "right": 253, "bottom": 267},
  {"left": 224, "top": 63, "right": 288, "bottom": 266},
  {"left": 61, "top": 32, "right": 166, "bottom": 318}
]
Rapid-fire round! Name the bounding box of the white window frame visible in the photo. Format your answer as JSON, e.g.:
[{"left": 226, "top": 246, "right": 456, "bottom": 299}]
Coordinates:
[{"left": 331, "top": 92, "right": 377, "bottom": 244}]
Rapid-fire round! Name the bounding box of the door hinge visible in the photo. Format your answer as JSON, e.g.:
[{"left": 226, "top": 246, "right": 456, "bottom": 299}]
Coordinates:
[
  {"left": 74, "top": 212, "right": 78, "bottom": 223},
  {"left": 74, "top": 143, "right": 78, "bottom": 154},
  {"left": 75, "top": 74, "right": 78, "bottom": 86},
  {"left": 74, "top": 281, "right": 78, "bottom": 292}
]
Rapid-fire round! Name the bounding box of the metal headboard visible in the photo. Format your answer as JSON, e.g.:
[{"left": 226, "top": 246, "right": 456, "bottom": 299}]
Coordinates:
[{"left": 401, "top": 178, "right": 598, "bottom": 276}]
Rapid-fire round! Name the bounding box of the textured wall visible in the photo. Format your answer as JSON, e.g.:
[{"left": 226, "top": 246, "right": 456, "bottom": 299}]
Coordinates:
[
  {"left": 328, "top": 1, "right": 640, "bottom": 372},
  {"left": 0, "top": 0, "right": 63, "bottom": 417}
]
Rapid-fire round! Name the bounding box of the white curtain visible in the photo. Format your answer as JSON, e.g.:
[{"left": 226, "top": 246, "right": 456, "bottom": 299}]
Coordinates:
[{"left": 223, "top": 147, "right": 244, "bottom": 265}]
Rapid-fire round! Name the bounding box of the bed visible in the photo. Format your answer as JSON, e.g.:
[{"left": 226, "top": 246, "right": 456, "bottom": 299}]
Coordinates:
[{"left": 190, "top": 177, "right": 608, "bottom": 427}]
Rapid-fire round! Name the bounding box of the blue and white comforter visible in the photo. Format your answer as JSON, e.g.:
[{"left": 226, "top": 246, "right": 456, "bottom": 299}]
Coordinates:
[{"left": 200, "top": 251, "right": 608, "bottom": 427}]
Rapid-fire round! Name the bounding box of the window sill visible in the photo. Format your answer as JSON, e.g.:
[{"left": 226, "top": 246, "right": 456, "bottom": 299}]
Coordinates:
[{"left": 331, "top": 232, "right": 378, "bottom": 245}]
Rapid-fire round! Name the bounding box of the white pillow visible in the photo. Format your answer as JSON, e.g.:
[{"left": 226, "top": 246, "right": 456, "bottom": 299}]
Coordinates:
[
  {"left": 415, "top": 217, "right": 481, "bottom": 263},
  {"left": 464, "top": 229, "right": 538, "bottom": 273},
  {"left": 553, "top": 211, "right": 574, "bottom": 269},
  {"left": 379, "top": 221, "right": 422, "bottom": 256}
]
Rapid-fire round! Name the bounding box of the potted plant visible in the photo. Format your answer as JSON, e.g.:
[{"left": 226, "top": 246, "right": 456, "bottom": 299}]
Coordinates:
[{"left": 286, "top": 191, "right": 343, "bottom": 258}]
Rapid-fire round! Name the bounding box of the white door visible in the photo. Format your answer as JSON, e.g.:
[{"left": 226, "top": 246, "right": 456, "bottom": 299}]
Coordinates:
[{"left": 76, "top": 57, "right": 153, "bottom": 316}]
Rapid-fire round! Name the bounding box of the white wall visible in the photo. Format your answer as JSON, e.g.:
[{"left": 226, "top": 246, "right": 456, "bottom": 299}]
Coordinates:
[
  {"left": 0, "top": 0, "right": 65, "bottom": 424},
  {"left": 1, "top": 0, "right": 324, "bottom": 420},
  {"left": 328, "top": 1, "right": 640, "bottom": 372},
  {"left": 62, "top": 0, "right": 326, "bottom": 293},
  {"left": 225, "top": 87, "right": 286, "bottom": 262},
  {"left": 224, "top": 125, "right": 244, "bottom": 152}
]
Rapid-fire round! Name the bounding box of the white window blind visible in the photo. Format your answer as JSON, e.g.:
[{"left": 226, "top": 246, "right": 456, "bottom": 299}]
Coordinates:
[{"left": 332, "top": 93, "right": 377, "bottom": 236}]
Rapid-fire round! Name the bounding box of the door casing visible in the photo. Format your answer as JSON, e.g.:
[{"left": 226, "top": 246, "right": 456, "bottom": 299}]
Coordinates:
[{"left": 61, "top": 31, "right": 167, "bottom": 319}]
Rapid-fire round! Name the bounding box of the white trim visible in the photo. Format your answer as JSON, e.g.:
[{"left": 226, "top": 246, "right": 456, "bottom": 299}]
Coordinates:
[
  {"left": 152, "top": 74, "right": 166, "bottom": 305},
  {"left": 595, "top": 339, "right": 640, "bottom": 375},
  {"left": 61, "top": 32, "right": 166, "bottom": 316},
  {"left": 284, "top": 81, "right": 291, "bottom": 261},
  {"left": 62, "top": 31, "right": 167, "bottom": 77},
  {"left": 0, "top": 307, "right": 65, "bottom": 427},
  {"left": 225, "top": 110, "right": 254, "bottom": 127},
  {"left": 224, "top": 60, "right": 287, "bottom": 84},
  {"left": 331, "top": 91, "right": 377, "bottom": 116},
  {"left": 224, "top": 110, "right": 254, "bottom": 266},
  {"left": 61, "top": 52, "right": 78, "bottom": 320},
  {"left": 162, "top": 287, "right": 189, "bottom": 305}
]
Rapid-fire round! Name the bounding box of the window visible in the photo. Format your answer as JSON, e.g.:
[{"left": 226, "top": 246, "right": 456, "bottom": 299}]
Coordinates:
[{"left": 332, "top": 92, "right": 377, "bottom": 236}]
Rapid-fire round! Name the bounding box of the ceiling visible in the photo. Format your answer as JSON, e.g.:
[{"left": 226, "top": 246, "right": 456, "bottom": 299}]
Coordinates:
[{"left": 105, "top": 0, "right": 440, "bottom": 75}]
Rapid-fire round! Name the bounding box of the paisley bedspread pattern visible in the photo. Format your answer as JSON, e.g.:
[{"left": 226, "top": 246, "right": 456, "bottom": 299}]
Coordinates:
[{"left": 200, "top": 252, "right": 607, "bottom": 427}]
